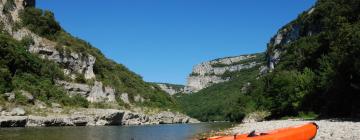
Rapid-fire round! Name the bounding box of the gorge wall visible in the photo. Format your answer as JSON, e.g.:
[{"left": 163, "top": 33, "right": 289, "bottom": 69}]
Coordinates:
[
  {"left": 156, "top": 83, "right": 184, "bottom": 95},
  {"left": 183, "top": 53, "right": 264, "bottom": 93},
  {"left": 0, "top": 0, "right": 199, "bottom": 125},
  {"left": 0, "top": 0, "right": 162, "bottom": 105}
]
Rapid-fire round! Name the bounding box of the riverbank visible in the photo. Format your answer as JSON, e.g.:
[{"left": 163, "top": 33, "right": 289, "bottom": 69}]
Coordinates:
[
  {"left": 0, "top": 108, "right": 199, "bottom": 127},
  {"left": 229, "top": 119, "right": 360, "bottom": 140}
]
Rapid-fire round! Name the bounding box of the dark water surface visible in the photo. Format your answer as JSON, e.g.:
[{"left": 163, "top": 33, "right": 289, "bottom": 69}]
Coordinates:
[{"left": 0, "top": 122, "right": 234, "bottom": 140}]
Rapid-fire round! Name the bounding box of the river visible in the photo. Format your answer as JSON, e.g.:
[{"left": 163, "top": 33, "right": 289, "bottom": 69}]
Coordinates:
[{"left": 0, "top": 122, "right": 234, "bottom": 140}]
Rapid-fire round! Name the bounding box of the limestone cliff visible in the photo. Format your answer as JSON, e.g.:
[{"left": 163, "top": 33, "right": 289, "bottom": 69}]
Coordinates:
[
  {"left": 267, "top": 8, "right": 315, "bottom": 71},
  {"left": 184, "top": 53, "right": 264, "bottom": 93},
  {"left": 156, "top": 83, "right": 184, "bottom": 95}
]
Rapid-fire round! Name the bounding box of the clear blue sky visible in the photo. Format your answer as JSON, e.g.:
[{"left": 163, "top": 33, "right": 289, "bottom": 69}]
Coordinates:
[{"left": 37, "top": 0, "right": 316, "bottom": 85}]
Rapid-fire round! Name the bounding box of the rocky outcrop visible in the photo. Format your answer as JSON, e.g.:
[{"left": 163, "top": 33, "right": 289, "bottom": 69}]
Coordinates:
[
  {"left": 266, "top": 8, "right": 316, "bottom": 71},
  {"left": 241, "top": 111, "right": 270, "bottom": 123},
  {"left": 56, "top": 81, "right": 116, "bottom": 103},
  {"left": 267, "top": 24, "right": 300, "bottom": 71},
  {"left": 119, "top": 93, "right": 130, "bottom": 104},
  {"left": 157, "top": 84, "right": 184, "bottom": 95},
  {"left": 10, "top": 107, "right": 26, "bottom": 116},
  {"left": 15, "top": 30, "right": 97, "bottom": 80},
  {"left": 0, "top": 109, "right": 200, "bottom": 127},
  {"left": 134, "top": 94, "right": 145, "bottom": 103},
  {"left": 0, "top": 116, "right": 27, "bottom": 127},
  {"left": 1, "top": 0, "right": 99, "bottom": 96},
  {"left": 184, "top": 76, "right": 227, "bottom": 93},
  {"left": 184, "top": 54, "right": 262, "bottom": 93}
]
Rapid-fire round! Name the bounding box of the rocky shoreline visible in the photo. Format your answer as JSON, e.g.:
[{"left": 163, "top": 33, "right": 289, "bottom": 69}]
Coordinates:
[
  {"left": 0, "top": 108, "right": 199, "bottom": 127},
  {"left": 230, "top": 119, "right": 360, "bottom": 140}
]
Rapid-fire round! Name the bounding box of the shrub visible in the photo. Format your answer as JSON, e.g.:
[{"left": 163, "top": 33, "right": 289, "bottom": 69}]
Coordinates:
[
  {"left": 19, "top": 7, "right": 62, "bottom": 40},
  {"left": 20, "top": 35, "right": 35, "bottom": 47},
  {"left": 3, "top": 0, "right": 16, "bottom": 13},
  {"left": 14, "top": 91, "right": 28, "bottom": 105}
]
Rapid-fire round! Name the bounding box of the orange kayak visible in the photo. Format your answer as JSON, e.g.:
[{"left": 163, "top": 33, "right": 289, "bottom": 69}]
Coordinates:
[{"left": 208, "top": 122, "right": 318, "bottom": 140}]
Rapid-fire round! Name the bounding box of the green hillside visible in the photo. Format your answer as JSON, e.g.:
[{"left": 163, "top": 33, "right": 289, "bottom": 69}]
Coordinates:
[
  {"left": 176, "top": 55, "right": 267, "bottom": 122},
  {"left": 0, "top": 4, "right": 177, "bottom": 110},
  {"left": 263, "top": 0, "right": 360, "bottom": 118},
  {"left": 0, "top": 29, "right": 90, "bottom": 107},
  {"left": 177, "top": 0, "right": 360, "bottom": 122}
]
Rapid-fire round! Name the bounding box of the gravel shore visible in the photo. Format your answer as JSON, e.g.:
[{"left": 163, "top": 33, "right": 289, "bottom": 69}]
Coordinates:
[{"left": 230, "top": 119, "right": 360, "bottom": 140}]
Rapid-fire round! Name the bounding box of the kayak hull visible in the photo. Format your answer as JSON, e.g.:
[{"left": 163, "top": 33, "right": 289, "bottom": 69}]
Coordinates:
[{"left": 208, "top": 122, "right": 318, "bottom": 140}]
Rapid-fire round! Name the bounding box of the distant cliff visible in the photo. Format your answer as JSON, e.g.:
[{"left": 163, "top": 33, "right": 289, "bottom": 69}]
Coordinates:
[
  {"left": 156, "top": 83, "right": 184, "bottom": 95},
  {"left": 184, "top": 53, "right": 265, "bottom": 93}
]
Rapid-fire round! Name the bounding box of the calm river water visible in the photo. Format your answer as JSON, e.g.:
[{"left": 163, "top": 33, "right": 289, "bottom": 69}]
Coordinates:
[{"left": 0, "top": 122, "right": 234, "bottom": 140}]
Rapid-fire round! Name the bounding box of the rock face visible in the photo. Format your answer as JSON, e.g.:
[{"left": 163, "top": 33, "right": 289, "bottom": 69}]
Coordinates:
[
  {"left": 184, "top": 54, "right": 262, "bottom": 93},
  {"left": 241, "top": 111, "right": 270, "bottom": 123},
  {"left": 10, "top": 107, "right": 26, "bottom": 116},
  {"left": 0, "top": 0, "right": 103, "bottom": 103},
  {"left": 266, "top": 8, "right": 315, "bottom": 71},
  {"left": 157, "top": 84, "right": 184, "bottom": 95},
  {"left": 4, "top": 92, "right": 15, "bottom": 101},
  {"left": 267, "top": 24, "right": 300, "bottom": 71},
  {"left": 0, "top": 0, "right": 108, "bottom": 103},
  {"left": 0, "top": 109, "right": 200, "bottom": 127},
  {"left": 23, "top": 34, "right": 97, "bottom": 80},
  {"left": 56, "top": 81, "right": 116, "bottom": 103},
  {"left": 120, "top": 93, "right": 130, "bottom": 104}
]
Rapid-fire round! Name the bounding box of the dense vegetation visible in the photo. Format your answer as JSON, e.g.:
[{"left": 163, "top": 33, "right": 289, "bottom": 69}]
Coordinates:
[
  {"left": 0, "top": 7, "right": 179, "bottom": 110},
  {"left": 176, "top": 65, "right": 268, "bottom": 122},
  {"left": 263, "top": 0, "right": 360, "bottom": 118},
  {"left": 3, "top": 0, "right": 16, "bottom": 14},
  {"left": 0, "top": 30, "right": 89, "bottom": 107},
  {"left": 178, "top": 0, "right": 360, "bottom": 122}
]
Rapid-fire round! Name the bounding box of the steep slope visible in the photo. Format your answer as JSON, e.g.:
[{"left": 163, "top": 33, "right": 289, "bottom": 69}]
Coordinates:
[
  {"left": 178, "top": 0, "right": 360, "bottom": 121},
  {"left": 176, "top": 53, "right": 267, "bottom": 121},
  {"left": 263, "top": 0, "right": 360, "bottom": 117},
  {"left": 0, "top": 0, "right": 177, "bottom": 111}
]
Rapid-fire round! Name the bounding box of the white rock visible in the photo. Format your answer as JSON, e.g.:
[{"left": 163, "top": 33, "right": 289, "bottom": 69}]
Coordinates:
[
  {"left": 10, "top": 107, "right": 26, "bottom": 116},
  {"left": 120, "top": 93, "right": 130, "bottom": 104},
  {"left": 184, "top": 54, "right": 261, "bottom": 93},
  {"left": 34, "top": 100, "right": 47, "bottom": 109},
  {"left": 4, "top": 92, "right": 15, "bottom": 102},
  {"left": 56, "top": 80, "right": 116, "bottom": 103},
  {"left": 157, "top": 84, "right": 183, "bottom": 95},
  {"left": 51, "top": 103, "right": 62, "bottom": 108},
  {"left": 134, "top": 95, "right": 145, "bottom": 103},
  {"left": 20, "top": 90, "right": 34, "bottom": 102}
]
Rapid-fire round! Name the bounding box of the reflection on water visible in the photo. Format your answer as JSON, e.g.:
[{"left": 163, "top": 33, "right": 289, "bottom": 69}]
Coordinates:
[{"left": 0, "top": 122, "right": 234, "bottom": 140}]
